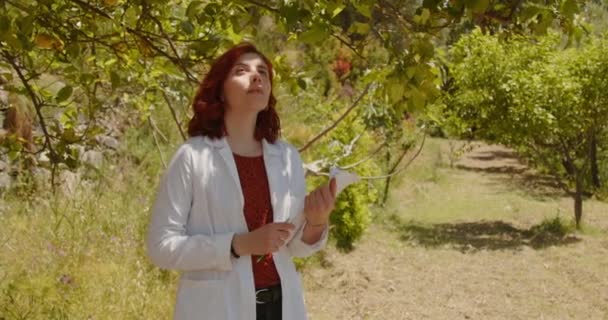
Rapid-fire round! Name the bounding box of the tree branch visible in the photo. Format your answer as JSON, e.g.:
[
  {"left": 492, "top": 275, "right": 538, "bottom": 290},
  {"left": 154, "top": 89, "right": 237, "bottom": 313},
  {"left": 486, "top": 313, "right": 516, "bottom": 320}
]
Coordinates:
[
  {"left": 360, "top": 131, "right": 426, "bottom": 180},
  {"left": 340, "top": 140, "right": 387, "bottom": 170},
  {"left": 148, "top": 117, "right": 167, "bottom": 169},
  {"left": 146, "top": 12, "right": 199, "bottom": 84},
  {"left": 527, "top": 141, "right": 573, "bottom": 196},
  {"left": 3, "top": 52, "right": 56, "bottom": 159},
  {"left": 241, "top": 0, "right": 280, "bottom": 13},
  {"left": 67, "top": 0, "right": 199, "bottom": 84},
  {"left": 298, "top": 83, "right": 372, "bottom": 153},
  {"left": 161, "top": 91, "right": 187, "bottom": 141},
  {"left": 331, "top": 34, "right": 366, "bottom": 60},
  {"left": 148, "top": 115, "right": 169, "bottom": 143},
  {"left": 3, "top": 50, "right": 59, "bottom": 187}
]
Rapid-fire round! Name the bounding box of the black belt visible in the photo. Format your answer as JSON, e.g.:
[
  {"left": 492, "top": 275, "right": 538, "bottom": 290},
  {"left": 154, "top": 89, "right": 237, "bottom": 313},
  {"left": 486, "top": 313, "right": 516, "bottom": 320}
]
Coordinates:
[{"left": 255, "top": 285, "right": 282, "bottom": 304}]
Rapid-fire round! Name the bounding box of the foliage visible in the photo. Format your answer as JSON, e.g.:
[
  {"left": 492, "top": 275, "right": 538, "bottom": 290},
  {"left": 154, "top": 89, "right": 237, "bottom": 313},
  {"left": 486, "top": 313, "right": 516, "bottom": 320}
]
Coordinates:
[
  {"left": 0, "top": 3, "right": 596, "bottom": 313},
  {"left": 529, "top": 215, "right": 574, "bottom": 238},
  {"left": 445, "top": 29, "right": 608, "bottom": 227},
  {"left": 0, "top": 0, "right": 602, "bottom": 317},
  {"left": 0, "top": 0, "right": 585, "bottom": 169},
  {"left": 327, "top": 118, "right": 380, "bottom": 251},
  {"left": 0, "top": 143, "right": 176, "bottom": 319}
]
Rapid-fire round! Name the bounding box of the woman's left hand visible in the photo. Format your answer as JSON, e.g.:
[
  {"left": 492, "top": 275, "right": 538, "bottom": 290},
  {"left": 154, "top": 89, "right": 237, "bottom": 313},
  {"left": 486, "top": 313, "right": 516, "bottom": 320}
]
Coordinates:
[{"left": 303, "top": 178, "right": 337, "bottom": 226}]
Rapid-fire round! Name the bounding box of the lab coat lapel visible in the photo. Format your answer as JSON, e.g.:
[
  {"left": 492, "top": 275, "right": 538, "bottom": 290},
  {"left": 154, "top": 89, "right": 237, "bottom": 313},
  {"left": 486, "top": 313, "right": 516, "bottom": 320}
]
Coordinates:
[
  {"left": 262, "top": 139, "right": 287, "bottom": 223},
  {"left": 210, "top": 137, "right": 245, "bottom": 207}
]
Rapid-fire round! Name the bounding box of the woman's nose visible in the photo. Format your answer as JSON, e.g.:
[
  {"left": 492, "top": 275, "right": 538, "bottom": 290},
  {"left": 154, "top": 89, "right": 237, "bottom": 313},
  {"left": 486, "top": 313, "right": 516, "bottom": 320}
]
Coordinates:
[{"left": 251, "top": 72, "right": 262, "bottom": 84}]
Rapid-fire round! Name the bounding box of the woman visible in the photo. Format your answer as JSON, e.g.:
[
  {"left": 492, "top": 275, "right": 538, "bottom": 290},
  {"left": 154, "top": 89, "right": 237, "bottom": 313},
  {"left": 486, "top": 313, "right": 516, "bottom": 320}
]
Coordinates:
[{"left": 146, "top": 42, "right": 337, "bottom": 320}]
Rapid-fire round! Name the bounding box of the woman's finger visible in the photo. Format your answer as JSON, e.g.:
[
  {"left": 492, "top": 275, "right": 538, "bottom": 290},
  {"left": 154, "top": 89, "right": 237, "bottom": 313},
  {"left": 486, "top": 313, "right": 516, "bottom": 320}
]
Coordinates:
[
  {"left": 277, "top": 229, "right": 290, "bottom": 239},
  {"left": 312, "top": 189, "right": 323, "bottom": 210},
  {"left": 305, "top": 194, "right": 311, "bottom": 211},
  {"left": 321, "top": 185, "right": 333, "bottom": 209},
  {"left": 317, "top": 185, "right": 329, "bottom": 207},
  {"left": 329, "top": 178, "right": 337, "bottom": 198}
]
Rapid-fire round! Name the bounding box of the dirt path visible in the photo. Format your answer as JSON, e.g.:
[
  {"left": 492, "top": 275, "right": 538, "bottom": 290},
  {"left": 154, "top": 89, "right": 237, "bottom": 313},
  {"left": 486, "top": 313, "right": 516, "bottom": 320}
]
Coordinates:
[{"left": 302, "top": 141, "right": 608, "bottom": 320}]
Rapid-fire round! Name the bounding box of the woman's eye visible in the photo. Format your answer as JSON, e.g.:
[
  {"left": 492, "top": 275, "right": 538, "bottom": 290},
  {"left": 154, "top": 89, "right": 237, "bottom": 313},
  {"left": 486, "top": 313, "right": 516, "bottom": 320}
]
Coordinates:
[{"left": 235, "top": 68, "right": 245, "bottom": 74}]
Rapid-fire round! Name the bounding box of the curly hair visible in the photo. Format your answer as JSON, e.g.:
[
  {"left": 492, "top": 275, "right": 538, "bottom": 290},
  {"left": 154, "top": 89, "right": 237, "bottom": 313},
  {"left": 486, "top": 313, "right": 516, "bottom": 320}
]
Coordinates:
[{"left": 187, "top": 42, "right": 280, "bottom": 143}]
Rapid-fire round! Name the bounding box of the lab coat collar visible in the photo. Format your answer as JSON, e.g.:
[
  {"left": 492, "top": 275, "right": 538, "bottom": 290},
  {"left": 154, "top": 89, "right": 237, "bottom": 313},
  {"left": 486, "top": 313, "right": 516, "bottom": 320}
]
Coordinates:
[
  {"left": 203, "top": 136, "right": 283, "bottom": 211},
  {"left": 203, "top": 136, "right": 281, "bottom": 157}
]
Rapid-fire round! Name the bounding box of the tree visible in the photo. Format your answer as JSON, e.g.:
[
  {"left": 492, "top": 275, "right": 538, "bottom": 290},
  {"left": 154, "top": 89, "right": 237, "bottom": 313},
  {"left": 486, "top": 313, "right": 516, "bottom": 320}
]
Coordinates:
[
  {"left": 0, "top": 0, "right": 585, "bottom": 246},
  {"left": 0, "top": 0, "right": 584, "bottom": 168},
  {"left": 446, "top": 30, "right": 608, "bottom": 228}
]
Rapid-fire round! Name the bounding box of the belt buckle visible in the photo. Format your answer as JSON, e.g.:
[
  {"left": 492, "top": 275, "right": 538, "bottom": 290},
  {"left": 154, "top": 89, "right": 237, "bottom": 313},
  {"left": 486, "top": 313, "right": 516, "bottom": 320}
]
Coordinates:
[{"left": 255, "top": 288, "right": 270, "bottom": 304}]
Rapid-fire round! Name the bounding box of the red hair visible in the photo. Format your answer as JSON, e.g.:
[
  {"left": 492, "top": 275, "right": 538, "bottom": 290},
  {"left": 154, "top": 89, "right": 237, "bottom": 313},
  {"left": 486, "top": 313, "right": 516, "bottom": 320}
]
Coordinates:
[{"left": 187, "top": 42, "right": 280, "bottom": 143}]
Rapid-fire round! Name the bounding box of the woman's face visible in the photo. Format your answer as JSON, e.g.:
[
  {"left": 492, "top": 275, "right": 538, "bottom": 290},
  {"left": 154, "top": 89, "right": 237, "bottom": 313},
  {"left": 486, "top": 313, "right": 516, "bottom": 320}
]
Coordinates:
[{"left": 223, "top": 52, "right": 271, "bottom": 114}]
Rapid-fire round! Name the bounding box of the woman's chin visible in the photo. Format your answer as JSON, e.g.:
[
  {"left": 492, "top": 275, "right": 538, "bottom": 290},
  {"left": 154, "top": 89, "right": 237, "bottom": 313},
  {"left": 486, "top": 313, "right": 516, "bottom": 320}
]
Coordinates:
[
  {"left": 249, "top": 103, "right": 269, "bottom": 113},
  {"left": 254, "top": 106, "right": 268, "bottom": 113}
]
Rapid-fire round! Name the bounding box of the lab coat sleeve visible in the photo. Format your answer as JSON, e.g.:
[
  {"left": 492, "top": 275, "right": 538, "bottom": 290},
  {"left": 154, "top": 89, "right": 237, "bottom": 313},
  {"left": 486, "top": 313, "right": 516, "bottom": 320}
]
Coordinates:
[
  {"left": 146, "top": 143, "right": 234, "bottom": 271},
  {"left": 285, "top": 143, "right": 329, "bottom": 258}
]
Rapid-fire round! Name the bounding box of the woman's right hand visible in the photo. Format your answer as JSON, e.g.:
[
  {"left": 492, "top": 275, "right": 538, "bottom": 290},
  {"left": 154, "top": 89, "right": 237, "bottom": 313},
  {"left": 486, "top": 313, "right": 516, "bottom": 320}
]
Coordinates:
[{"left": 232, "top": 223, "right": 295, "bottom": 256}]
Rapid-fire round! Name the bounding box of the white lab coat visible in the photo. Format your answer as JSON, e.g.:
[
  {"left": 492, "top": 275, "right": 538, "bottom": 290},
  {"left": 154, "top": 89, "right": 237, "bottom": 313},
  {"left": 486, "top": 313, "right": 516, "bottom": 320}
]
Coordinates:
[{"left": 146, "top": 136, "right": 328, "bottom": 320}]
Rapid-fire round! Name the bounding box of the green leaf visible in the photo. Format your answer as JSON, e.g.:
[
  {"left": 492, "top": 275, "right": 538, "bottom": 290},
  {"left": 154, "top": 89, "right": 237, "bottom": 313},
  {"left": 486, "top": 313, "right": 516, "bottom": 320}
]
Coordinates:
[
  {"left": 16, "top": 15, "right": 35, "bottom": 35},
  {"left": 0, "top": 71, "right": 13, "bottom": 82},
  {"left": 180, "top": 20, "right": 194, "bottom": 35},
  {"left": 423, "top": 0, "right": 441, "bottom": 9},
  {"left": 56, "top": 85, "right": 73, "bottom": 103},
  {"left": 520, "top": 5, "right": 541, "bottom": 21},
  {"left": 186, "top": 1, "right": 204, "bottom": 19},
  {"left": 413, "top": 38, "right": 435, "bottom": 59},
  {"left": 387, "top": 80, "right": 404, "bottom": 103},
  {"left": 354, "top": 3, "right": 372, "bottom": 18},
  {"left": 349, "top": 22, "right": 370, "bottom": 35},
  {"left": 406, "top": 66, "right": 417, "bottom": 79},
  {"left": 66, "top": 43, "right": 80, "bottom": 58},
  {"left": 62, "top": 127, "right": 79, "bottom": 143},
  {"left": 0, "top": 15, "right": 11, "bottom": 35},
  {"left": 224, "top": 25, "right": 242, "bottom": 44},
  {"left": 158, "top": 63, "right": 185, "bottom": 80},
  {"left": 79, "top": 73, "right": 94, "bottom": 84},
  {"left": 8, "top": 149, "right": 19, "bottom": 161},
  {"left": 189, "top": 39, "right": 218, "bottom": 56},
  {"left": 420, "top": 8, "right": 431, "bottom": 24},
  {"left": 110, "top": 71, "right": 120, "bottom": 90},
  {"left": 3, "top": 34, "right": 21, "bottom": 50},
  {"left": 410, "top": 88, "right": 426, "bottom": 110},
  {"left": 104, "top": 58, "right": 117, "bottom": 67},
  {"left": 299, "top": 23, "right": 328, "bottom": 44},
  {"left": 560, "top": 0, "right": 579, "bottom": 20},
  {"left": 332, "top": 5, "right": 346, "bottom": 18},
  {"left": 297, "top": 77, "right": 307, "bottom": 90},
  {"left": 533, "top": 12, "right": 553, "bottom": 35},
  {"left": 279, "top": 4, "right": 301, "bottom": 30},
  {"left": 470, "top": 0, "right": 490, "bottom": 12}
]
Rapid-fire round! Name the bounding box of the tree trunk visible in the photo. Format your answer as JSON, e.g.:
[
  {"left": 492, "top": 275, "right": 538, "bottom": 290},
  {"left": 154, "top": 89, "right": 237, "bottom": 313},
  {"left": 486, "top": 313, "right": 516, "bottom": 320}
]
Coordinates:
[
  {"left": 382, "top": 149, "right": 391, "bottom": 205},
  {"left": 574, "top": 177, "right": 583, "bottom": 229},
  {"left": 590, "top": 133, "right": 601, "bottom": 188}
]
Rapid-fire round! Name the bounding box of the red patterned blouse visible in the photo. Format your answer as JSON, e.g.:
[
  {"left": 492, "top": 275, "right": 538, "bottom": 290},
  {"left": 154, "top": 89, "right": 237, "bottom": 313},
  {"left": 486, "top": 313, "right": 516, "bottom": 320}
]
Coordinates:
[{"left": 233, "top": 153, "right": 281, "bottom": 289}]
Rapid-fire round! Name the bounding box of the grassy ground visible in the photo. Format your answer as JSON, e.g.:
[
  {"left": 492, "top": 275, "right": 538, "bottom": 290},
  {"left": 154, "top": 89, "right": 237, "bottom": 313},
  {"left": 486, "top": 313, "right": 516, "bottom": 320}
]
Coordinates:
[
  {"left": 303, "top": 138, "right": 608, "bottom": 320},
  {"left": 0, "top": 128, "right": 177, "bottom": 319},
  {"left": 1, "top": 137, "right": 606, "bottom": 319}
]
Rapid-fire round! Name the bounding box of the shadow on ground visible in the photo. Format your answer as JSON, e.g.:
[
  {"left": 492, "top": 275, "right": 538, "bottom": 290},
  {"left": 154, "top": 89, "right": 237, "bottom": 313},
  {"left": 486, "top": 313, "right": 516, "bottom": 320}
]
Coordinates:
[
  {"left": 455, "top": 149, "right": 565, "bottom": 199},
  {"left": 384, "top": 215, "right": 580, "bottom": 252}
]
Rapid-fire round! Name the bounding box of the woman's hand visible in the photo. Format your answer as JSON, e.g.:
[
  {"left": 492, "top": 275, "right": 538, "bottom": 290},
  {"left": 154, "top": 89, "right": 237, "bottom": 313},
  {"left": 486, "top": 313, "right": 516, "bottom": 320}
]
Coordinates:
[
  {"left": 232, "top": 223, "right": 295, "bottom": 256},
  {"left": 304, "top": 178, "right": 337, "bottom": 226}
]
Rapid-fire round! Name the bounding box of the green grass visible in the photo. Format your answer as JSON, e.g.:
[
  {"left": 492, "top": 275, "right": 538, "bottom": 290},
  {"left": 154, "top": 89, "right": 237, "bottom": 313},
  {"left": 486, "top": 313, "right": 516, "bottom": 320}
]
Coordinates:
[
  {"left": 1, "top": 134, "right": 606, "bottom": 319},
  {"left": 304, "top": 137, "right": 608, "bottom": 319},
  {"left": 383, "top": 138, "right": 608, "bottom": 234},
  {"left": 0, "top": 127, "right": 178, "bottom": 319}
]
